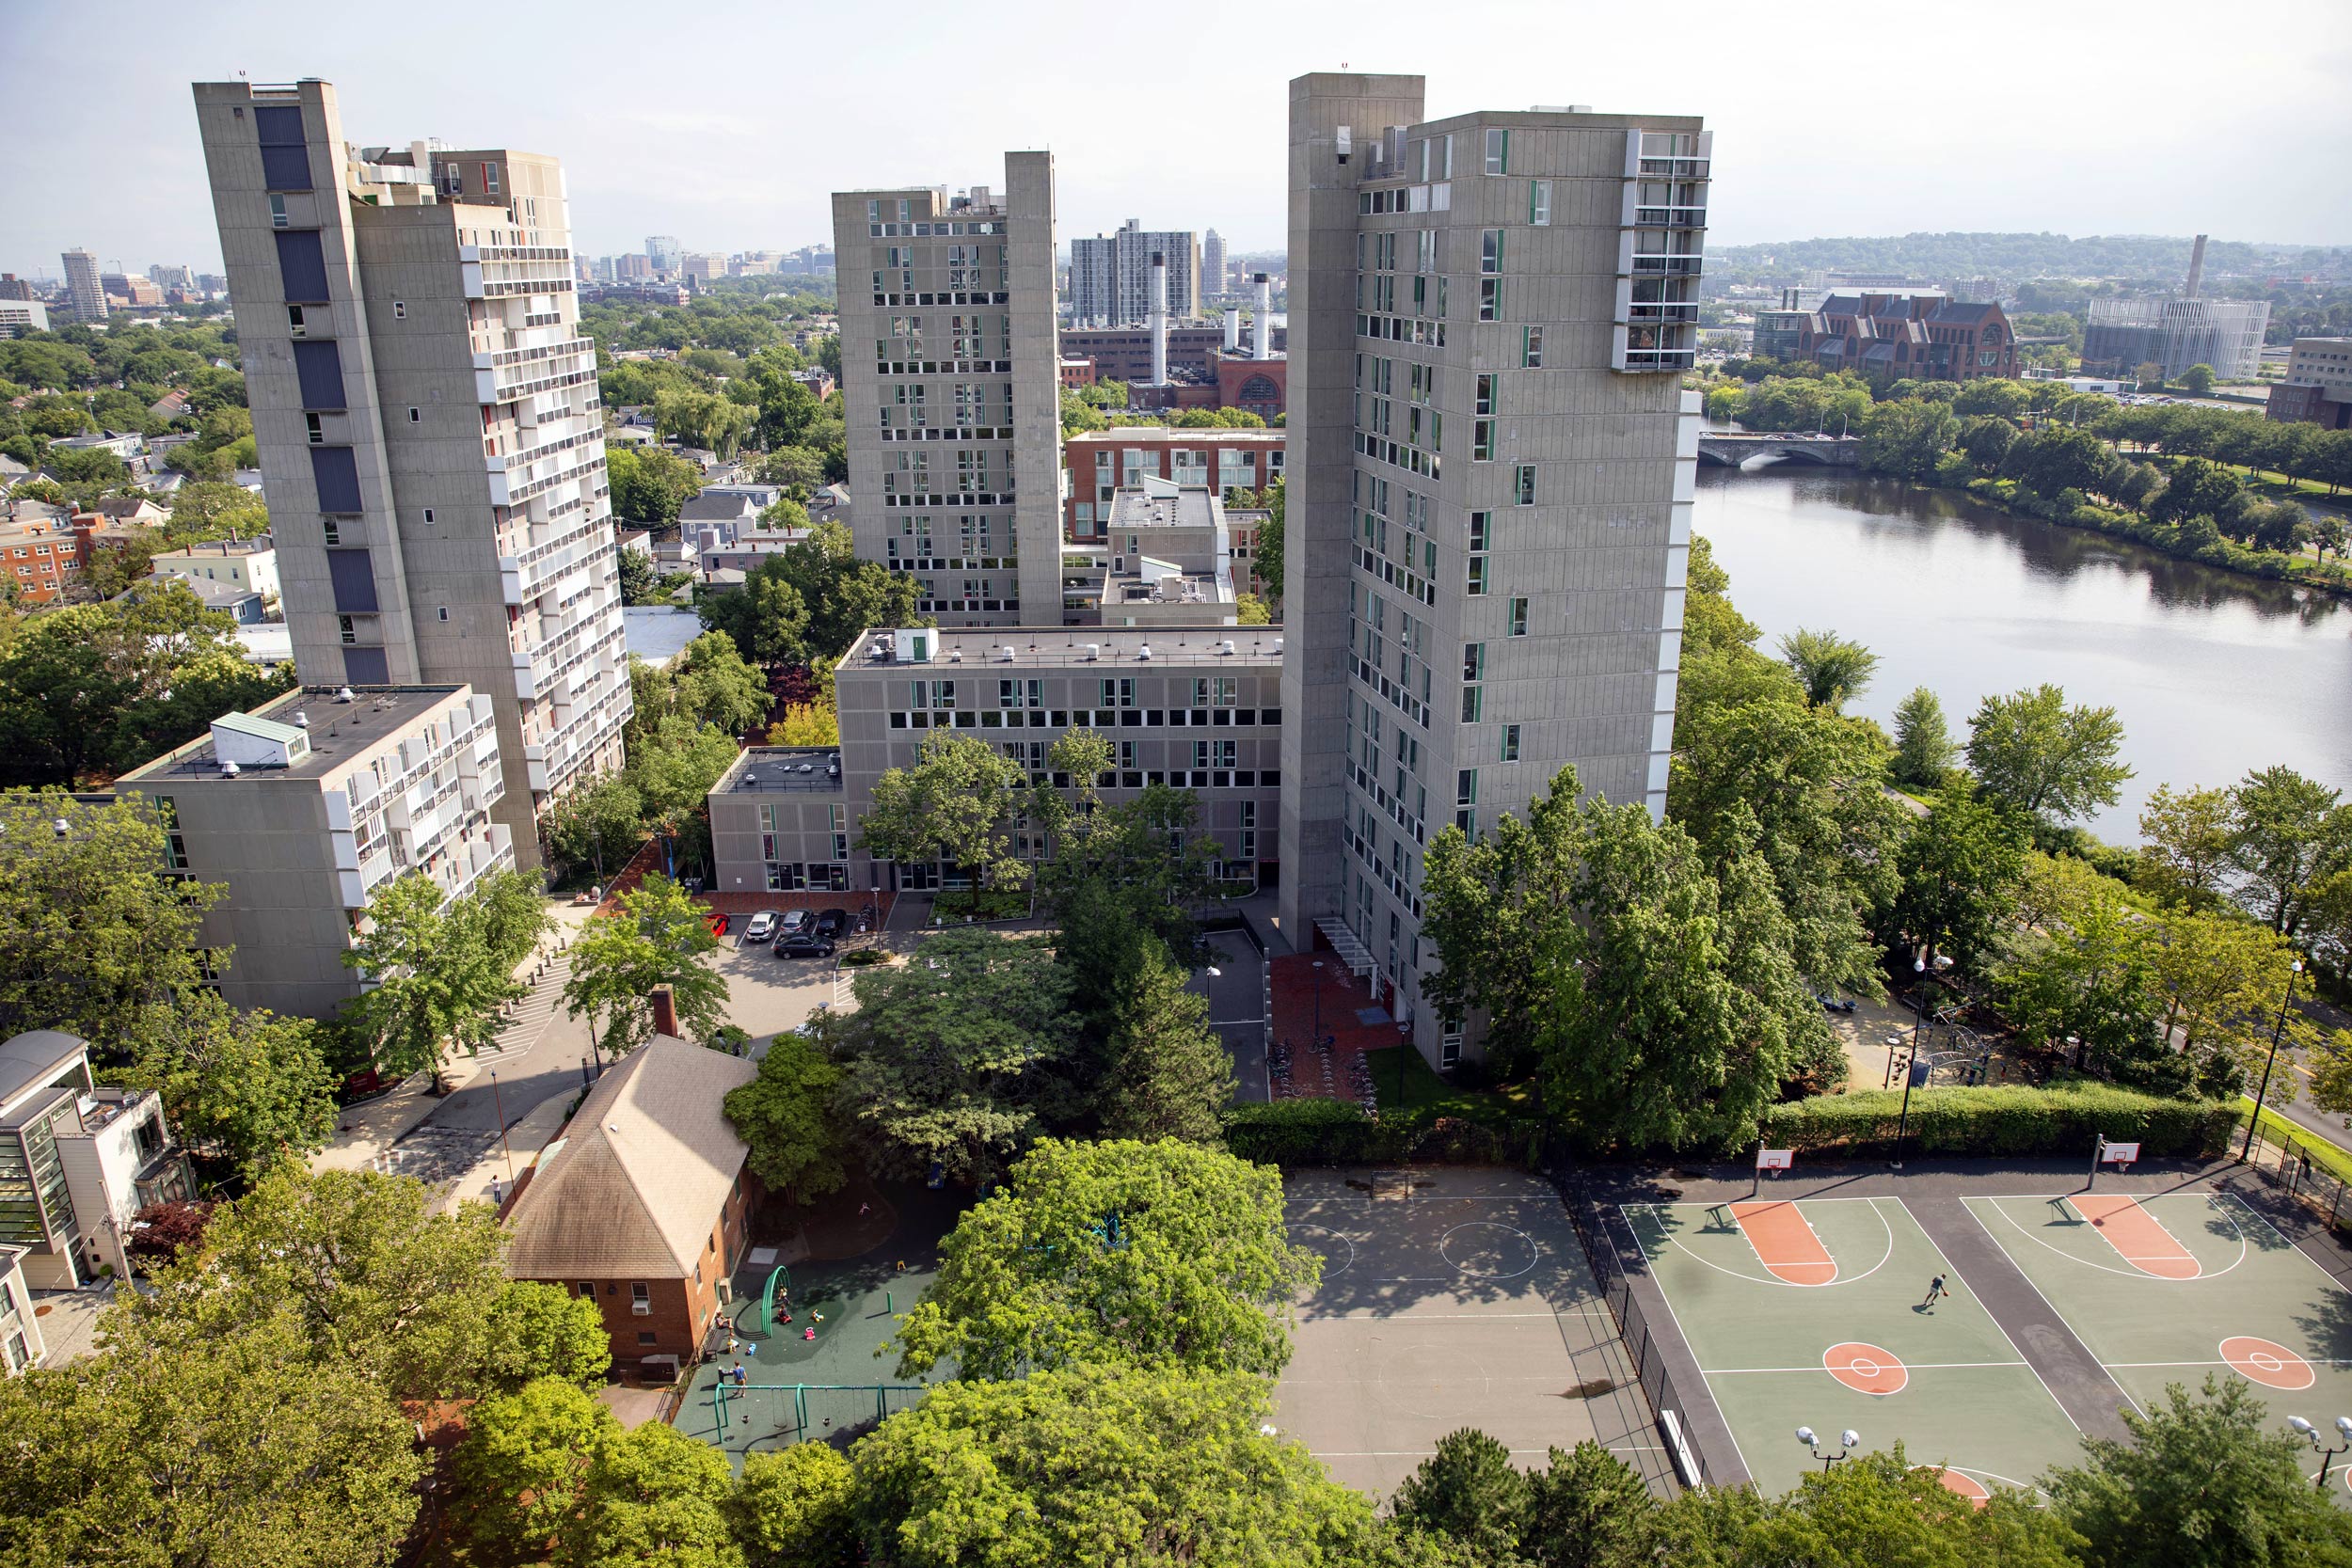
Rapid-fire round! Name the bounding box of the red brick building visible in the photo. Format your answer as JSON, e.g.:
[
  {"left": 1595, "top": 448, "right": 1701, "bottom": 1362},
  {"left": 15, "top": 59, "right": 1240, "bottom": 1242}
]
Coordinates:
[
  {"left": 1064, "top": 428, "right": 1286, "bottom": 539},
  {"left": 1796, "top": 293, "right": 2018, "bottom": 382},
  {"left": 501, "top": 1036, "right": 761, "bottom": 1377}
]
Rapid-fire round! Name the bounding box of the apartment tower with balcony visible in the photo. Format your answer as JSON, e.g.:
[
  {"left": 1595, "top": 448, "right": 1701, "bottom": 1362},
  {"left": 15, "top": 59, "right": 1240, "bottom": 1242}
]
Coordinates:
[
  {"left": 831, "top": 155, "right": 1065, "bottom": 626},
  {"left": 193, "top": 79, "right": 629, "bottom": 866},
  {"left": 1279, "top": 75, "right": 1706, "bottom": 1067}
]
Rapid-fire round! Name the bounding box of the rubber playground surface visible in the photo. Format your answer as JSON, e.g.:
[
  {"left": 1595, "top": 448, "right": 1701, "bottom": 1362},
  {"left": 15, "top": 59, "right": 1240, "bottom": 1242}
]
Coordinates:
[
  {"left": 1622, "top": 1196, "right": 2084, "bottom": 1499},
  {"left": 1966, "top": 1189, "right": 2352, "bottom": 1455}
]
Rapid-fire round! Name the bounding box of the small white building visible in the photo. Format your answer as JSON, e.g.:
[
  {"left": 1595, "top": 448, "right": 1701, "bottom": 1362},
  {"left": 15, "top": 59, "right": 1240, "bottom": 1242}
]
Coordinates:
[
  {"left": 0, "top": 1031, "right": 195, "bottom": 1290},
  {"left": 151, "top": 533, "right": 280, "bottom": 610},
  {"left": 3, "top": 1245, "right": 46, "bottom": 1372}
]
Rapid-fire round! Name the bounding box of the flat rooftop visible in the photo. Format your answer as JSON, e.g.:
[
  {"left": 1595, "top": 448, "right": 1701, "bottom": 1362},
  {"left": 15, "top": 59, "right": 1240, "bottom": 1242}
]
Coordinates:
[
  {"left": 115, "top": 685, "right": 470, "bottom": 784},
  {"left": 1063, "top": 428, "right": 1286, "bottom": 446},
  {"left": 1105, "top": 485, "right": 1219, "bottom": 531},
  {"left": 845, "top": 626, "right": 1280, "bottom": 671},
  {"left": 715, "top": 747, "right": 843, "bottom": 795}
]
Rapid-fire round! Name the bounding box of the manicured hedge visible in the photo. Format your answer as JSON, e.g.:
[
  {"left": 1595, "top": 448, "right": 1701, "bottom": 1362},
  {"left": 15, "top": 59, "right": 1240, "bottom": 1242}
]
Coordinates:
[
  {"left": 1759, "top": 1083, "right": 2235, "bottom": 1159},
  {"left": 1224, "top": 1098, "right": 1547, "bottom": 1168}
]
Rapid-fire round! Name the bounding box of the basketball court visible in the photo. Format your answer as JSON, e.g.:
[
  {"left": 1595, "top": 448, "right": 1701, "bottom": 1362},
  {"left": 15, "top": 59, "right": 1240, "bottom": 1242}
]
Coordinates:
[
  {"left": 1965, "top": 1187, "right": 2352, "bottom": 1466},
  {"left": 1273, "top": 1166, "right": 1671, "bottom": 1498},
  {"left": 1620, "top": 1195, "right": 2086, "bottom": 1499}
]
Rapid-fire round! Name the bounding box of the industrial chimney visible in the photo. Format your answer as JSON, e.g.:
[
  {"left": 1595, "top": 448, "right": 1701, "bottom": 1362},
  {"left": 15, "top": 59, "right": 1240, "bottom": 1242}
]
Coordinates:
[
  {"left": 1148, "top": 250, "right": 1169, "bottom": 387},
  {"left": 1223, "top": 305, "right": 1241, "bottom": 352},
  {"left": 1251, "top": 273, "right": 1272, "bottom": 359},
  {"left": 2185, "top": 233, "right": 2208, "bottom": 300}
]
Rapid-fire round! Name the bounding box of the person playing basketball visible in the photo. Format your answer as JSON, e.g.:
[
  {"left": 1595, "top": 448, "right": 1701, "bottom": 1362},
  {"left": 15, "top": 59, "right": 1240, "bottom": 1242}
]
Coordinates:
[{"left": 1921, "top": 1274, "right": 1948, "bottom": 1307}]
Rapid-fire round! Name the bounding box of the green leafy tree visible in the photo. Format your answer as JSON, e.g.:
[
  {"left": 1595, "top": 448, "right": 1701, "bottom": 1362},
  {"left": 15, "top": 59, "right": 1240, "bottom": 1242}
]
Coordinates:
[
  {"left": 547, "top": 772, "right": 646, "bottom": 881},
  {"left": 129, "top": 1164, "right": 520, "bottom": 1402},
  {"left": 1520, "top": 1440, "right": 1655, "bottom": 1568},
  {"left": 1096, "top": 946, "right": 1233, "bottom": 1144},
  {"left": 754, "top": 444, "right": 827, "bottom": 496},
  {"left": 1883, "top": 793, "right": 2030, "bottom": 975},
  {"left": 847, "top": 1367, "right": 1373, "bottom": 1568},
  {"left": 1254, "top": 479, "right": 1285, "bottom": 600},
  {"left": 125, "top": 992, "right": 337, "bottom": 1180},
  {"left": 623, "top": 713, "right": 740, "bottom": 870},
  {"left": 833, "top": 928, "right": 1076, "bottom": 1185},
  {"left": 606, "top": 444, "right": 704, "bottom": 525},
  {"left": 1856, "top": 395, "right": 1957, "bottom": 481},
  {"left": 2137, "top": 783, "right": 2236, "bottom": 911},
  {"left": 2226, "top": 765, "right": 2352, "bottom": 939},
  {"left": 452, "top": 1377, "right": 622, "bottom": 1565},
  {"left": 2141, "top": 901, "right": 2301, "bottom": 1096},
  {"left": 1744, "top": 1447, "right": 2082, "bottom": 1567},
  {"left": 671, "top": 631, "right": 778, "bottom": 736},
  {"left": 694, "top": 566, "right": 811, "bottom": 666},
  {"left": 723, "top": 1026, "right": 847, "bottom": 1204},
  {"left": 2178, "top": 362, "right": 2218, "bottom": 395},
  {"left": 859, "top": 728, "right": 1032, "bottom": 904},
  {"left": 0, "top": 1310, "right": 424, "bottom": 1568},
  {"left": 165, "top": 480, "right": 270, "bottom": 543},
  {"left": 559, "top": 1420, "right": 744, "bottom": 1568},
  {"left": 485, "top": 1280, "right": 615, "bottom": 1389},
  {"left": 1960, "top": 414, "right": 2019, "bottom": 474},
  {"left": 0, "top": 792, "right": 223, "bottom": 1050},
  {"left": 1953, "top": 377, "right": 2034, "bottom": 419},
  {"left": 1776, "top": 627, "right": 1879, "bottom": 712},
  {"left": 2044, "top": 1376, "right": 2352, "bottom": 1568},
  {"left": 1890, "top": 686, "right": 1958, "bottom": 789},
  {"left": 1669, "top": 651, "right": 1904, "bottom": 999},
  {"left": 892, "top": 1137, "right": 1314, "bottom": 1381},
  {"left": 1994, "top": 857, "right": 2172, "bottom": 1084},
  {"left": 342, "top": 870, "right": 523, "bottom": 1082},
  {"left": 2147, "top": 455, "right": 2247, "bottom": 530},
  {"left": 729, "top": 1445, "right": 859, "bottom": 1568},
  {"left": 563, "top": 873, "right": 727, "bottom": 1054},
  {"left": 1389, "top": 1428, "right": 1529, "bottom": 1561},
  {"left": 617, "top": 545, "right": 661, "bottom": 606},
  {"left": 1965, "top": 683, "right": 2133, "bottom": 827}
]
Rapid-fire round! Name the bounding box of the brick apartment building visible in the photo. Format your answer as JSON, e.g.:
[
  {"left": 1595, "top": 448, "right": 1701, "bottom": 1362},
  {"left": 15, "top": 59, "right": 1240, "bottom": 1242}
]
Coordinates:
[
  {"left": 1795, "top": 292, "right": 2018, "bottom": 381},
  {"left": 501, "top": 1034, "right": 759, "bottom": 1376},
  {"left": 1064, "top": 428, "right": 1285, "bottom": 538}
]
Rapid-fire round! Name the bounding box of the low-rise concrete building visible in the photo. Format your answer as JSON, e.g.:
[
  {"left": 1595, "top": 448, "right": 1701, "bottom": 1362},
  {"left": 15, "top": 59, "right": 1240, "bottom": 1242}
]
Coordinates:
[
  {"left": 709, "top": 625, "right": 1283, "bottom": 896},
  {"left": 95, "top": 685, "right": 514, "bottom": 1022},
  {"left": 1069, "top": 477, "right": 1237, "bottom": 626},
  {"left": 0, "top": 1030, "right": 195, "bottom": 1291}
]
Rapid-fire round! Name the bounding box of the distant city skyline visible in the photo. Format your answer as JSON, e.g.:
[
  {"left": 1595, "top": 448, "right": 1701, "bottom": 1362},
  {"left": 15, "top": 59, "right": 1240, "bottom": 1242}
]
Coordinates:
[{"left": 5, "top": 0, "right": 2349, "bottom": 278}]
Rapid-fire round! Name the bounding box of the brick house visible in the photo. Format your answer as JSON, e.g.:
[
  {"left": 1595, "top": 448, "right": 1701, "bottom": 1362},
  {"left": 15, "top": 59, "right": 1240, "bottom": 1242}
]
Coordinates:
[
  {"left": 1796, "top": 293, "right": 2018, "bottom": 382},
  {"left": 501, "top": 1035, "right": 760, "bottom": 1376}
]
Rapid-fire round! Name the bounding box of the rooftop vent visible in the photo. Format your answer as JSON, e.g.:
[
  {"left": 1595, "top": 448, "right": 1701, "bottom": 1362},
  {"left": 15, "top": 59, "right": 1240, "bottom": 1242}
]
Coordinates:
[
  {"left": 293, "top": 711, "right": 310, "bottom": 728},
  {"left": 1001, "top": 646, "right": 1016, "bottom": 662},
  {"left": 335, "top": 686, "right": 356, "bottom": 703},
  {"left": 1137, "top": 644, "right": 1152, "bottom": 660},
  {"left": 1220, "top": 640, "right": 1236, "bottom": 655},
  {"left": 1083, "top": 643, "right": 1100, "bottom": 662},
  {"left": 219, "top": 760, "right": 241, "bottom": 778}
]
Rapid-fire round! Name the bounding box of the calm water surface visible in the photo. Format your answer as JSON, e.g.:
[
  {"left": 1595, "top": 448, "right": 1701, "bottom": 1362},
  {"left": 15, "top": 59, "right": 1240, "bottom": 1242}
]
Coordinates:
[{"left": 1693, "top": 467, "right": 2352, "bottom": 843}]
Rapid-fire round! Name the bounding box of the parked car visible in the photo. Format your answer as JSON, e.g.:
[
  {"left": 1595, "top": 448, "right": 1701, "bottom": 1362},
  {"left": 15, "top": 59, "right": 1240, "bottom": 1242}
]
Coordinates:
[
  {"left": 776, "top": 933, "right": 836, "bottom": 958},
  {"left": 780, "top": 910, "right": 813, "bottom": 935},
  {"left": 813, "top": 908, "right": 851, "bottom": 938},
  {"left": 707, "top": 911, "right": 731, "bottom": 938},
  {"left": 743, "top": 911, "right": 780, "bottom": 943}
]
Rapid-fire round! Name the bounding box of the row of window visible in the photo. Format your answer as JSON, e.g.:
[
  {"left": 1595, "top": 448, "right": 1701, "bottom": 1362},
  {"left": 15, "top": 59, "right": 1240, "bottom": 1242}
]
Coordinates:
[{"left": 888, "top": 706, "right": 1278, "bottom": 732}]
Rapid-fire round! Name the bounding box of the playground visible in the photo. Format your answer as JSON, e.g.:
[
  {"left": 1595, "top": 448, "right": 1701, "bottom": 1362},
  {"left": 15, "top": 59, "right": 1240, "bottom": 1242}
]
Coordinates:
[
  {"left": 1620, "top": 1194, "right": 2085, "bottom": 1499},
  {"left": 677, "top": 1180, "right": 963, "bottom": 1462},
  {"left": 1966, "top": 1187, "right": 2352, "bottom": 1476},
  {"left": 1274, "top": 1166, "right": 1670, "bottom": 1499}
]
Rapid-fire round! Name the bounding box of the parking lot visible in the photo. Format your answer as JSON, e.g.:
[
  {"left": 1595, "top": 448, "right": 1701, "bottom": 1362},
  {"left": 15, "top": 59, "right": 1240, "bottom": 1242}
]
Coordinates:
[{"left": 711, "top": 917, "right": 853, "bottom": 1044}]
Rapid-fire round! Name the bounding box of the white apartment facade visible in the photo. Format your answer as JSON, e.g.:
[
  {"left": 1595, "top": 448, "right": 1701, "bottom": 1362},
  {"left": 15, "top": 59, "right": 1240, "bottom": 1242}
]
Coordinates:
[
  {"left": 1279, "top": 76, "right": 1703, "bottom": 1067},
  {"left": 832, "top": 156, "right": 1065, "bottom": 626},
  {"left": 193, "top": 79, "right": 630, "bottom": 867}
]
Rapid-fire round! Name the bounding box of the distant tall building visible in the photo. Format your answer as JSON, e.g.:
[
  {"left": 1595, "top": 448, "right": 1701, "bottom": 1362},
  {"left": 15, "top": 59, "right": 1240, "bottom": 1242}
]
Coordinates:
[
  {"left": 193, "top": 78, "right": 631, "bottom": 868},
  {"left": 1202, "top": 229, "right": 1227, "bottom": 299},
  {"left": 149, "top": 263, "right": 197, "bottom": 293},
  {"left": 2081, "top": 232, "right": 2270, "bottom": 383},
  {"left": 1279, "top": 75, "right": 1705, "bottom": 1067},
  {"left": 60, "top": 249, "right": 104, "bottom": 321},
  {"left": 832, "top": 156, "right": 1064, "bottom": 625},
  {"left": 1069, "top": 220, "right": 1200, "bottom": 326},
  {"left": 645, "top": 234, "right": 682, "bottom": 272},
  {"left": 0, "top": 275, "right": 32, "bottom": 301}
]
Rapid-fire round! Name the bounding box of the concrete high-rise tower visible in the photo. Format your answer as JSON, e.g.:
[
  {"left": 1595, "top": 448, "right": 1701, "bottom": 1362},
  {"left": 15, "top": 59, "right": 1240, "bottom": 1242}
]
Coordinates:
[
  {"left": 1279, "top": 75, "right": 1706, "bottom": 1067},
  {"left": 60, "top": 250, "right": 105, "bottom": 321},
  {"left": 645, "top": 235, "right": 682, "bottom": 273},
  {"left": 1068, "top": 219, "right": 1200, "bottom": 326},
  {"left": 193, "top": 78, "right": 631, "bottom": 869},
  {"left": 831, "top": 155, "right": 1065, "bottom": 626},
  {"left": 1201, "top": 229, "right": 1228, "bottom": 300}
]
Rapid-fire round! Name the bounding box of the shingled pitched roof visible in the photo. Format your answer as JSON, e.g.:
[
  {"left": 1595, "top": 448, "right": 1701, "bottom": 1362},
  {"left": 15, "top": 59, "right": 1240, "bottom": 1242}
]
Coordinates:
[{"left": 502, "top": 1036, "right": 756, "bottom": 1280}]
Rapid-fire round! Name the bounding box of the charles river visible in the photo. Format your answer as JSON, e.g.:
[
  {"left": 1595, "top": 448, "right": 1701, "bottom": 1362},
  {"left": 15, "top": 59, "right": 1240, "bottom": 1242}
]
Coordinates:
[{"left": 1693, "top": 466, "right": 2352, "bottom": 845}]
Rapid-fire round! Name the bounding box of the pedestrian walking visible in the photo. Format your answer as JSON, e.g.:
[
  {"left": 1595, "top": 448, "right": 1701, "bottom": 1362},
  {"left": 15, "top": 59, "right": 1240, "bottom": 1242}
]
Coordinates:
[{"left": 1921, "top": 1274, "right": 1947, "bottom": 1307}]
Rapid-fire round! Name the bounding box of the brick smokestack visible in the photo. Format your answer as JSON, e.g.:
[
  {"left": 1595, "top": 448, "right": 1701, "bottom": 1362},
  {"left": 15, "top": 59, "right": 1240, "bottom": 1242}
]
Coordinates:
[{"left": 649, "top": 984, "right": 679, "bottom": 1039}]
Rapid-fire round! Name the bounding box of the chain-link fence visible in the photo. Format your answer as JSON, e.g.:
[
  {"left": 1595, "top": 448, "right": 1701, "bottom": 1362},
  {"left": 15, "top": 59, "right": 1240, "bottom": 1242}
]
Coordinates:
[
  {"left": 2236, "top": 1117, "right": 2352, "bottom": 1235},
  {"left": 1560, "top": 1184, "right": 1723, "bottom": 1489}
]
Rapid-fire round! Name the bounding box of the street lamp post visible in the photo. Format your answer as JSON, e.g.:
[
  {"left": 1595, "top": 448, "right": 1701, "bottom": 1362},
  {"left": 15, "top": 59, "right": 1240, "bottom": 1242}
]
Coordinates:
[
  {"left": 1311, "top": 959, "right": 1327, "bottom": 1043},
  {"left": 2241, "top": 958, "right": 2306, "bottom": 1164},
  {"left": 488, "top": 1069, "right": 515, "bottom": 1184},
  {"left": 1796, "top": 1426, "right": 1859, "bottom": 1473},
  {"left": 2289, "top": 1415, "right": 2352, "bottom": 1492},
  {"left": 1892, "top": 955, "right": 1929, "bottom": 1170}
]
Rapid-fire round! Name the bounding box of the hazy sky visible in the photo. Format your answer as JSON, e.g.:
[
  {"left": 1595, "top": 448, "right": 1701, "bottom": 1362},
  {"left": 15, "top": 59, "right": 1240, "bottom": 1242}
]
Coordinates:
[{"left": 8, "top": 0, "right": 2350, "bottom": 279}]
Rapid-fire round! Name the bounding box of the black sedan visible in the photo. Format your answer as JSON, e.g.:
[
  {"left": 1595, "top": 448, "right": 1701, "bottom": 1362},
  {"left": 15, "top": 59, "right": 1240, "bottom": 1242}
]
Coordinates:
[
  {"left": 812, "top": 908, "right": 852, "bottom": 938},
  {"left": 775, "top": 933, "right": 836, "bottom": 958}
]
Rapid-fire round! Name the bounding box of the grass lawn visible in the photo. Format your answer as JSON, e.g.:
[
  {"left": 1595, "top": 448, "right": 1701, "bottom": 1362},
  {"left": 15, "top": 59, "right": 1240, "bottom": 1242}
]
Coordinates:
[
  {"left": 2238, "top": 1099, "right": 2352, "bottom": 1185},
  {"left": 1361, "top": 1045, "right": 1534, "bottom": 1124}
]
